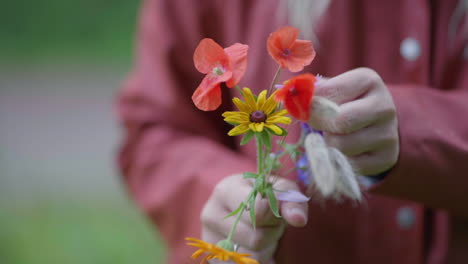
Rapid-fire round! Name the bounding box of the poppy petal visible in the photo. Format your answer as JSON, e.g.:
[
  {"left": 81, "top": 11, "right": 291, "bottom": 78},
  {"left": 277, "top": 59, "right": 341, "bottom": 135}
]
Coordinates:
[
  {"left": 224, "top": 43, "right": 248, "bottom": 87},
  {"left": 276, "top": 74, "right": 316, "bottom": 120},
  {"left": 194, "top": 38, "right": 229, "bottom": 74},
  {"left": 269, "top": 26, "right": 298, "bottom": 50},
  {"left": 192, "top": 70, "right": 232, "bottom": 111},
  {"left": 286, "top": 40, "right": 316, "bottom": 72},
  {"left": 192, "top": 83, "right": 222, "bottom": 111},
  {"left": 267, "top": 26, "right": 299, "bottom": 67}
]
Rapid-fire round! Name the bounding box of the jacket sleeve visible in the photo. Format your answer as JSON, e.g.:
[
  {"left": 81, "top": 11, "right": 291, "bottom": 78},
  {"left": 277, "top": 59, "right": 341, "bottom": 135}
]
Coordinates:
[
  {"left": 116, "top": 0, "right": 255, "bottom": 262},
  {"left": 371, "top": 65, "right": 468, "bottom": 217}
]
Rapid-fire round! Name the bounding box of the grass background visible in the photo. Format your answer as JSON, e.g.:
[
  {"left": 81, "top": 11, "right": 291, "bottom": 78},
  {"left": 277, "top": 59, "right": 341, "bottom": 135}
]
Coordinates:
[
  {"left": 0, "top": 1, "right": 167, "bottom": 263},
  {"left": 0, "top": 0, "right": 139, "bottom": 64}
]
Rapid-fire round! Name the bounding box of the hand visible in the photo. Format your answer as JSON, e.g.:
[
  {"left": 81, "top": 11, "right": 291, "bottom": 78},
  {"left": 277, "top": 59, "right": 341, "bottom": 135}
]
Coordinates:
[
  {"left": 201, "top": 174, "right": 308, "bottom": 264},
  {"left": 309, "top": 68, "right": 399, "bottom": 176}
]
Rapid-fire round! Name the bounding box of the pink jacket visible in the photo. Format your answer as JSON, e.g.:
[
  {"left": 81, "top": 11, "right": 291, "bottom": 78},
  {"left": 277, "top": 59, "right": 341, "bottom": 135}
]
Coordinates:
[{"left": 117, "top": 0, "right": 468, "bottom": 263}]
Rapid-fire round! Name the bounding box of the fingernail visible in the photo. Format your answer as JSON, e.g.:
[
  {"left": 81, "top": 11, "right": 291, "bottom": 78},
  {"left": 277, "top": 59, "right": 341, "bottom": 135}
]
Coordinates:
[
  {"left": 288, "top": 207, "right": 307, "bottom": 226},
  {"left": 315, "top": 75, "right": 326, "bottom": 87}
]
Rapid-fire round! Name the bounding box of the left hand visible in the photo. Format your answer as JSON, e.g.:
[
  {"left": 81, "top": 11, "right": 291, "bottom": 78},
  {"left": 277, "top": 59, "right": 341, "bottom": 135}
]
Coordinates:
[{"left": 309, "top": 67, "right": 399, "bottom": 176}]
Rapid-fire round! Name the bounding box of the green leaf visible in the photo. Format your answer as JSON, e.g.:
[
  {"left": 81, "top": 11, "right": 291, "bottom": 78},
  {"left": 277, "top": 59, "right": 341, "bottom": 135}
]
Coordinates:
[
  {"left": 240, "top": 130, "right": 255, "bottom": 145},
  {"left": 284, "top": 143, "right": 298, "bottom": 155},
  {"left": 249, "top": 191, "right": 257, "bottom": 229},
  {"left": 225, "top": 121, "right": 239, "bottom": 126},
  {"left": 264, "top": 154, "right": 274, "bottom": 172},
  {"left": 279, "top": 127, "right": 288, "bottom": 136},
  {"left": 260, "top": 130, "right": 272, "bottom": 150},
  {"left": 224, "top": 202, "right": 244, "bottom": 219},
  {"left": 265, "top": 187, "right": 281, "bottom": 218},
  {"left": 243, "top": 172, "right": 258, "bottom": 179},
  {"left": 254, "top": 177, "right": 265, "bottom": 193}
]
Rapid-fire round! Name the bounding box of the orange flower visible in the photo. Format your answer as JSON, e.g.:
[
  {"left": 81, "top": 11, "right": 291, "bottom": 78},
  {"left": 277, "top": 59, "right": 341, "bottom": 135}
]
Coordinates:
[
  {"left": 192, "top": 38, "right": 248, "bottom": 111},
  {"left": 275, "top": 73, "right": 316, "bottom": 121},
  {"left": 267, "top": 26, "right": 315, "bottom": 72},
  {"left": 186, "top": 237, "right": 259, "bottom": 264}
]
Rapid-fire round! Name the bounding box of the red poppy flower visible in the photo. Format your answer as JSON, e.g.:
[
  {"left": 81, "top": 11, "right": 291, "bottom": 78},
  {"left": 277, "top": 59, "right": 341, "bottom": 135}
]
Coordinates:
[
  {"left": 267, "top": 26, "right": 315, "bottom": 72},
  {"left": 192, "top": 39, "right": 248, "bottom": 111},
  {"left": 274, "top": 73, "right": 316, "bottom": 121}
]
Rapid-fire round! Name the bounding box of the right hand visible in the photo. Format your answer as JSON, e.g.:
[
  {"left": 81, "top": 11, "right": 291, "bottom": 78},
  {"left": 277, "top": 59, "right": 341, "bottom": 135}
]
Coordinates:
[{"left": 201, "top": 174, "right": 308, "bottom": 264}]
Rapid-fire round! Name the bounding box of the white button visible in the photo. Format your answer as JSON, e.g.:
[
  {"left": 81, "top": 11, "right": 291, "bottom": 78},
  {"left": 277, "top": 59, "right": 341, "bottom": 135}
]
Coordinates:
[
  {"left": 400, "top": 37, "right": 421, "bottom": 61},
  {"left": 397, "top": 207, "right": 416, "bottom": 229}
]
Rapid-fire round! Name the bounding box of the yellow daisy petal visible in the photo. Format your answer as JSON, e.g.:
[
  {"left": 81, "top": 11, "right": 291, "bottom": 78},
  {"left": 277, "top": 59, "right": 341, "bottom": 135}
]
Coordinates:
[
  {"left": 232, "top": 97, "right": 251, "bottom": 113},
  {"left": 267, "top": 115, "right": 291, "bottom": 124},
  {"left": 222, "top": 111, "right": 239, "bottom": 117},
  {"left": 223, "top": 112, "right": 250, "bottom": 123},
  {"left": 268, "top": 109, "right": 288, "bottom": 118},
  {"left": 265, "top": 124, "right": 283, "bottom": 135},
  {"left": 242, "top": 87, "right": 257, "bottom": 110},
  {"left": 254, "top": 122, "right": 265, "bottom": 132},
  {"left": 262, "top": 94, "right": 279, "bottom": 114},
  {"left": 248, "top": 123, "right": 257, "bottom": 132},
  {"left": 223, "top": 89, "right": 292, "bottom": 138},
  {"left": 256, "top": 90, "right": 267, "bottom": 110},
  {"left": 228, "top": 124, "right": 250, "bottom": 136},
  {"left": 191, "top": 249, "right": 205, "bottom": 259},
  {"left": 186, "top": 237, "right": 259, "bottom": 264}
]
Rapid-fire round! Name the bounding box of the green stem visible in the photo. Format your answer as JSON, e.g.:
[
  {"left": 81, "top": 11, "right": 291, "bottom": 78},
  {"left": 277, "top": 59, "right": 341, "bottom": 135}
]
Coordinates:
[
  {"left": 226, "top": 191, "right": 255, "bottom": 242},
  {"left": 234, "top": 85, "right": 243, "bottom": 95},
  {"left": 268, "top": 66, "right": 282, "bottom": 95},
  {"left": 255, "top": 133, "right": 264, "bottom": 175}
]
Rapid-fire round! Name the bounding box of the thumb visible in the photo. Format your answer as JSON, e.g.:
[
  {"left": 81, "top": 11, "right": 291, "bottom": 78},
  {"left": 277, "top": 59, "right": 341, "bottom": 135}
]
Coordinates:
[
  {"left": 281, "top": 200, "right": 308, "bottom": 227},
  {"left": 273, "top": 177, "right": 309, "bottom": 227}
]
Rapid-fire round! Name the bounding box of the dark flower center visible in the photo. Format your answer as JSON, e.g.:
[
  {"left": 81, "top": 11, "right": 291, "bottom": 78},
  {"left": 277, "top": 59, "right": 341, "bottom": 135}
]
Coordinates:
[
  {"left": 283, "top": 48, "right": 291, "bottom": 57},
  {"left": 212, "top": 66, "right": 225, "bottom": 76},
  {"left": 250, "top": 110, "right": 267, "bottom": 123},
  {"left": 289, "top": 86, "right": 298, "bottom": 95}
]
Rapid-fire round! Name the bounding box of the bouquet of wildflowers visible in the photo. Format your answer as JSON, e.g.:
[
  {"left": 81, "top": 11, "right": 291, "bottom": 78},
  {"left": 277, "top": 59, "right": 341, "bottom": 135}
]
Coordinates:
[{"left": 186, "top": 26, "right": 362, "bottom": 264}]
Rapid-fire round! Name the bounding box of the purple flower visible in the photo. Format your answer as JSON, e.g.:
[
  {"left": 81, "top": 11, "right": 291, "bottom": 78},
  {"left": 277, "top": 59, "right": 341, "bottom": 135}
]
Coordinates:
[
  {"left": 300, "top": 122, "right": 313, "bottom": 135},
  {"left": 296, "top": 153, "right": 313, "bottom": 186},
  {"left": 274, "top": 84, "right": 284, "bottom": 90},
  {"left": 276, "top": 190, "right": 310, "bottom": 203},
  {"left": 300, "top": 122, "right": 323, "bottom": 136}
]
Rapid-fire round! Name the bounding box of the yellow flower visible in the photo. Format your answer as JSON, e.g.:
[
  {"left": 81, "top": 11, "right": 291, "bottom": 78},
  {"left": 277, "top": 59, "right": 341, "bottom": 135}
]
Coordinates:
[
  {"left": 186, "top": 237, "right": 259, "bottom": 264},
  {"left": 223, "top": 88, "right": 291, "bottom": 136}
]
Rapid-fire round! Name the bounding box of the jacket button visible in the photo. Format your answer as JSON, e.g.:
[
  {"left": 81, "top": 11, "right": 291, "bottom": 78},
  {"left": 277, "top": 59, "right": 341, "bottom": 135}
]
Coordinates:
[
  {"left": 397, "top": 207, "right": 416, "bottom": 229},
  {"left": 400, "top": 37, "right": 421, "bottom": 61}
]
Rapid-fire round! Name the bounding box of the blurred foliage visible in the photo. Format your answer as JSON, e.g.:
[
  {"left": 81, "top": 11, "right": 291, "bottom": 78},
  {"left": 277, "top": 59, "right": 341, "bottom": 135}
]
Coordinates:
[
  {"left": 0, "top": 0, "right": 140, "bottom": 64},
  {"left": 0, "top": 200, "right": 165, "bottom": 264}
]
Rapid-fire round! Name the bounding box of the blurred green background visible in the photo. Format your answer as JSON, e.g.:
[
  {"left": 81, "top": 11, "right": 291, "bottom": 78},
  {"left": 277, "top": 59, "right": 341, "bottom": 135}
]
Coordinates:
[
  {"left": 0, "top": 0, "right": 139, "bottom": 64},
  {"left": 0, "top": 1, "right": 166, "bottom": 263}
]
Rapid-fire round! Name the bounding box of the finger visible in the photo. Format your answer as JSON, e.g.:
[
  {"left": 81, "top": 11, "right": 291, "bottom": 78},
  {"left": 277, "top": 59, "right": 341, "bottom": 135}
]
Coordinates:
[
  {"left": 324, "top": 121, "right": 397, "bottom": 156},
  {"left": 251, "top": 195, "right": 283, "bottom": 227},
  {"left": 202, "top": 176, "right": 284, "bottom": 249},
  {"left": 203, "top": 218, "right": 285, "bottom": 252},
  {"left": 334, "top": 93, "right": 395, "bottom": 133},
  {"left": 312, "top": 93, "right": 395, "bottom": 134},
  {"left": 215, "top": 175, "right": 282, "bottom": 227},
  {"left": 308, "top": 95, "right": 380, "bottom": 134},
  {"left": 314, "top": 68, "right": 380, "bottom": 104},
  {"left": 281, "top": 202, "right": 308, "bottom": 227},
  {"left": 201, "top": 226, "right": 225, "bottom": 245},
  {"left": 237, "top": 242, "right": 278, "bottom": 264},
  {"left": 273, "top": 177, "right": 309, "bottom": 227},
  {"left": 349, "top": 146, "right": 399, "bottom": 176}
]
